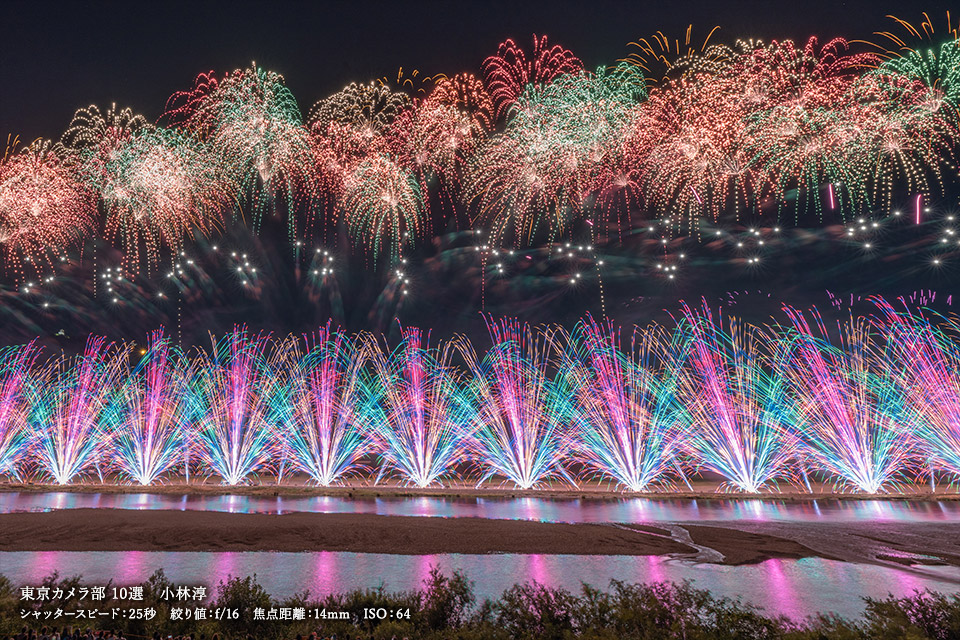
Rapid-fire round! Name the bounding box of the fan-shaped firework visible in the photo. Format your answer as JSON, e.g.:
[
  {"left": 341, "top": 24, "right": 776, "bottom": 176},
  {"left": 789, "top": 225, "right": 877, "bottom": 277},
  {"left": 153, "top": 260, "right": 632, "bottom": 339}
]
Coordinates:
[
  {"left": 875, "top": 298, "right": 960, "bottom": 482},
  {"left": 0, "top": 341, "right": 39, "bottom": 479},
  {"left": 189, "top": 327, "right": 283, "bottom": 485},
  {"left": 459, "top": 319, "right": 574, "bottom": 489},
  {"left": 783, "top": 307, "right": 916, "bottom": 493},
  {"left": 561, "top": 317, "right": 685, "bottom": 492},
  {"left": 277, "top": 325, "right": 373, "bottom": 486},
  {"left": 0, "top": 140, "right": 96, "bottom": 275},
  {"left": 29, "top": 336, "right": 125, "bottom": 485},
  {"left": 676, "top": 303, "right": 800, "bottom": 492},
  {"left": 104, "top": 330, "right": 190, "bottom": 485},
  {"left": 482, "top": 35, "right": 584, "bottom": 119},
  {"left": 366, "top": 327, "right": 474, "bottom": 487},
  {"left": 2, "top": 304, "right": 960, "bottom": 490}
]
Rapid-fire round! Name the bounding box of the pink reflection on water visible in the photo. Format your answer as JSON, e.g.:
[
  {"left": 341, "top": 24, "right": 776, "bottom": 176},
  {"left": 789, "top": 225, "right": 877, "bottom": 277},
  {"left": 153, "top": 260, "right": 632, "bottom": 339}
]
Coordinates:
[
  {"left": 644, "top": 555, "right": 667, "bottom": 584},
  {"left": 526, "top": 555, "right": 549, "bottom": 585},
  {"left": 517, "top": 498, "right": 543, "bottom": 522},
  {"left": 24, "top": 551, "right": 62, "bottom": 580},
  {"left": 311, "top": 551, "right": 338, "bottom": 594},
  {"left": 412, "top": 497, "right": 436, "bottom": 517},
  {"left": 213, "top": 551, "right": 239, "bottom": 586},
  {"left": 114, "top": 551, "right": 148, "bottom": 584},
  {"left": 417, "top": 554, "right": 441, "bottom": 587},
  {"left": 762, "top": 559, "right": 804, "bottom": 620}
]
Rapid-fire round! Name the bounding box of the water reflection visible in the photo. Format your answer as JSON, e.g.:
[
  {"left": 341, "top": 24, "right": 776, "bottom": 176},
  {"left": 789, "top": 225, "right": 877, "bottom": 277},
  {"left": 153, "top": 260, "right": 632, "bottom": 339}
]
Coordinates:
[
  {"left": 2, "top": 551, "right": 957, "bottom": 621},
  {"left": 1, "top": 492, "right": 959, "bottom": 524}
]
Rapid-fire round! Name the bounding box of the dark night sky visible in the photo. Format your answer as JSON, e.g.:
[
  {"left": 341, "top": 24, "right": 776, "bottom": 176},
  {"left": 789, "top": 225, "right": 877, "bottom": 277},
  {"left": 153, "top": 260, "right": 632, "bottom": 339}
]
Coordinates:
[
  {"left": 1, "top": 0, "right": 952, "bottom": 141},
  {"left": 1, "top": 0, "right": 958, "bottom": 349}
]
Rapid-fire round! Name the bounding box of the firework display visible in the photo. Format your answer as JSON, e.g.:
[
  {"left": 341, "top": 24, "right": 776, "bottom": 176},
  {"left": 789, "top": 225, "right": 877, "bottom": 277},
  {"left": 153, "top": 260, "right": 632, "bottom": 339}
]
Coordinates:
[
  {"left": 0, "top": 301, "right": 955, "bottom": 492},
  {"left": 0, "top": 21, "right": 958, "bottom": 278},
  {"left": 1, "top": 14, "right": 960, "bottom": 494}
]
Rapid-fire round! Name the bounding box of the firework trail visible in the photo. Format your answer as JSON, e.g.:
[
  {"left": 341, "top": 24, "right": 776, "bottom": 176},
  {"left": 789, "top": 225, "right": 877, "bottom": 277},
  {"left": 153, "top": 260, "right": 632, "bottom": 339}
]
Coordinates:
[
  {"left": 0, "top": 341, "right": 40, "bottom": 479},
  {"left": 560, "top": 316, "right": 685, "bottom": 492},
  {"left": 366, "top": 327, "right": 474, "bottom": 487},
  {"left": 458, "top": 318, "right": 574, "bottom": 489},
  {"left": 30, "top": 336, "right": 125, "bottom": 484},
  {"left": 620, "top": 24, "right": 723, "bottom": 87},
  {"left": 782, "top": 306, "right": 916, "bottom": 492},
  {"left": 104, "top": 330, "right": 190, "bottom": 485},
  {"left": 275, "top": 324, "right": 373, "bottom": 485},
  {"left": 675, "top": 302, "right": 801, "bottom": 492},
  {"left": 189, "top": 327, "right": 284, "bottom": 484}
]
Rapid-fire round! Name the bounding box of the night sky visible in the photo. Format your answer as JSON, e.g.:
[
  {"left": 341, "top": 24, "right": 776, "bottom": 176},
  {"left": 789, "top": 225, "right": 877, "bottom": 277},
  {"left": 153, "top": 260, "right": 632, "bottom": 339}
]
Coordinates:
[
  {"left": 1, "top": 0, "right": 959, "bottom": 349},
  {"left": 1, "top": 0, "right": 952, "bottom": 139}
]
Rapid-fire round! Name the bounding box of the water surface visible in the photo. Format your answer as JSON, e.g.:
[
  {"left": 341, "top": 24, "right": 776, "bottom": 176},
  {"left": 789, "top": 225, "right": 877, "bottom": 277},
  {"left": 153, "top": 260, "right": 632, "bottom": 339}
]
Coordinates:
[
  {"left": 2, "top": 550, "right": 958, "bottom": 621},
  {"left": 2, "top": 491, "right": 958, "bottom": 523}
]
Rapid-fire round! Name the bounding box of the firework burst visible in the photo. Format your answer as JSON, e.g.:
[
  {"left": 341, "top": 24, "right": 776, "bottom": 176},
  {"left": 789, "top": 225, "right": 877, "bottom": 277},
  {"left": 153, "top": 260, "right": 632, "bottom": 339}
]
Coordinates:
[
  {"left": 0, "top": 140, "right": 96, "bottom": 277},
  {"left": 482, "top": 35, "right": 583, "bottom": 119},
  {"left": 190, "top": 64, "right": 313, "bottom": 234},
  {"left": 79, "top": 126, "right": 229, "bottom": 271}
]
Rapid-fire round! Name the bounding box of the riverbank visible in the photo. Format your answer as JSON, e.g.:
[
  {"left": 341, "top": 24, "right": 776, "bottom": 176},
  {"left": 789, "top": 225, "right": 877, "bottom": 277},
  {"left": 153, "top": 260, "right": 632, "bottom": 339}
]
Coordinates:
[
  {"left": 0, "top": 508, "right": 841, "bottom": 564},
  {"left": 2, "top": 479, "right": 958, "bottom": 501}
]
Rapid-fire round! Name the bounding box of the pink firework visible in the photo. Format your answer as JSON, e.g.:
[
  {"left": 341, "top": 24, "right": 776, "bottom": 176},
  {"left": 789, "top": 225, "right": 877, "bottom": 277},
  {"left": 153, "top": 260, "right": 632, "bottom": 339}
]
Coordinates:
[
  {"left": 0, "top": 341, "right": 40, "bottom": 479},
  {"left": 482, "top": 35, "right": 583, "bottom": 119},
  {"left": 30, "top": 336, "right": 126, "bottom": 485},
  {"left": 0, "top": 141, "right": 96, "bottom": 276}
]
